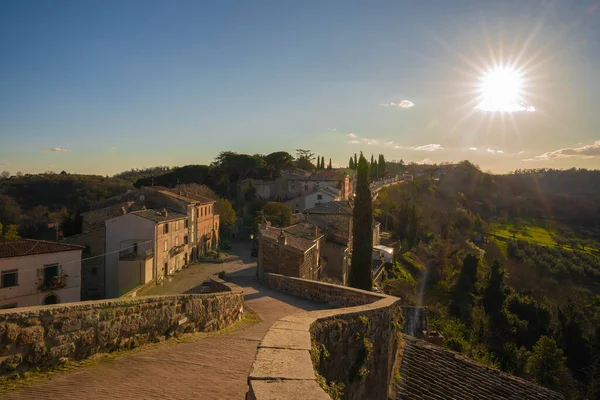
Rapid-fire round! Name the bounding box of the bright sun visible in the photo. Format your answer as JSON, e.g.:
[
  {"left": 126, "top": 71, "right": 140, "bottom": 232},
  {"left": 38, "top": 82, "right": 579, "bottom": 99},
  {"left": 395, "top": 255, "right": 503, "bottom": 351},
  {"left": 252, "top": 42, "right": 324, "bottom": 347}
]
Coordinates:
[{"left": 477, "top": 67, "right": 534, "bottom": 112}]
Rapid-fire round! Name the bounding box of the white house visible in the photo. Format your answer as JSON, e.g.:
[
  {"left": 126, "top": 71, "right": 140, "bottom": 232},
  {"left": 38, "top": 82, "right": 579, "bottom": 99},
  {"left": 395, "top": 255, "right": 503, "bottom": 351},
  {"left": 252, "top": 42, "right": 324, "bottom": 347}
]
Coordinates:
[
  {"left": 0, "top": 239, "right": 83, "bottom": 309},
  {"left": 286, "top": 186, "right": 341, "bottom": 213},
  {"left": 105, "top": 208, "right": 189, "bottom": 298}
]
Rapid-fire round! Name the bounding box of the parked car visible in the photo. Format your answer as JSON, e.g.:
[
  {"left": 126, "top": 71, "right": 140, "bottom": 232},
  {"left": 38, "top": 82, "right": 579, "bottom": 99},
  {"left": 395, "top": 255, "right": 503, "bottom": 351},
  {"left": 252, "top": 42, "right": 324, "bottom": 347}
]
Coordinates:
[{"left": 200, "top": 280, "right": 212, "bottom": 293}]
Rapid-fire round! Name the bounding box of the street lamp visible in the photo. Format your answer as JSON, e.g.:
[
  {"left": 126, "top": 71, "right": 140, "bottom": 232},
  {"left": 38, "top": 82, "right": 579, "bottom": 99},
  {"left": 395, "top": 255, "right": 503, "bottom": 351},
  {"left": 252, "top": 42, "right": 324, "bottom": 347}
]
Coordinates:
[{"left": 250, "top": 233, "right": 254, "bottom": 240}]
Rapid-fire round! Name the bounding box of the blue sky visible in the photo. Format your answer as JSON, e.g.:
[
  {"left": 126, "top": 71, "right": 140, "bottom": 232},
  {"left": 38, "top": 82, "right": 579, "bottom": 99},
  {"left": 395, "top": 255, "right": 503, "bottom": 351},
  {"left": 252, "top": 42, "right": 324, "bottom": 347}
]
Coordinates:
[{"left": 1, "top": 0, "right": 599, "bottom": 175}]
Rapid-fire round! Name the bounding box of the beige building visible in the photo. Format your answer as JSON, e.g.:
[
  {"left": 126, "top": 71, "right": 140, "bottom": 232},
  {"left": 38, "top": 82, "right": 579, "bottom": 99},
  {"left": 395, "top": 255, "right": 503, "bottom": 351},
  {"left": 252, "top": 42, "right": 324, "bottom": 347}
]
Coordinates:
[
  {"left": 0, "top": 239, "right": 83, "bottom": 309},
  {"left": 105, "top": 209, "right": 189, "bottom": 298}
]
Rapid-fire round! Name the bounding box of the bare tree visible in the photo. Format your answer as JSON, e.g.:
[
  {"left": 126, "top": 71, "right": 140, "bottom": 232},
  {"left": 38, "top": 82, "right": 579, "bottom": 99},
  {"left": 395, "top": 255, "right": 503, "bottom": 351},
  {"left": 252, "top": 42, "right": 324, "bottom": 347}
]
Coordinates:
[{"left": 1, "top": 171, "right": 10, "bottom": 179}]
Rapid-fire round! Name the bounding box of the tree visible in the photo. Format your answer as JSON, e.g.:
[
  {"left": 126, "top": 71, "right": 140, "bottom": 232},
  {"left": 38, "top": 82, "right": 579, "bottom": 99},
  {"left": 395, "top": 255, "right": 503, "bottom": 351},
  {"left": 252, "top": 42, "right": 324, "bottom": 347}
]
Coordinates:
[
  {"left": 349, "top": 157, "right": 354, "bottom": 169},
  {"left": 0, "top": 222, "right": 3, "bottom": 237},
  {"left": 244, "top": 179, "right": 258, "bottom": 203},
  {"left": 263, "top": 151, "right": 294, "bottom": 178},
  {"left": 1, "top": 171, "right": 9, "bottom": 179},
  {"left": 350, "top": 153, "right": 373, "bottom": 291},
  {"left": 354, "top": 153, "right": 358, "bottom": 169},
  {"left": 449, "top": 254, "right": 479, "bottom": 322},
  {"left": 0, "top": 194, "right": 21, "bottom": 225},
  {"left": 321, "top": 157, "right": 325, "bottom": 170},
  {"left": 260, "top": 202, "right": 292, "bottom": 228},
  {"left": 526, "top": 336, "right": 569, "bottom": 392},
  {"left": 295, "top": 149, "right": 315, "bottom": 170},
  {"left": 328, "top": 158, "right": 332, "bottom": 170},
  {"left": 316, "top": 156, "right": 321, "bottom": 170},
  {"left": 378, "top": 154, "right": 386, "bottom": 179},
  {"left": 216, "top": 198, "right": 237, "bottom": 238},
  {"left": 3, "top": 225, "right": 20, "bottom": 240},
  {"left": 15, "top": 171, "right": 23, "bottom": 178}
]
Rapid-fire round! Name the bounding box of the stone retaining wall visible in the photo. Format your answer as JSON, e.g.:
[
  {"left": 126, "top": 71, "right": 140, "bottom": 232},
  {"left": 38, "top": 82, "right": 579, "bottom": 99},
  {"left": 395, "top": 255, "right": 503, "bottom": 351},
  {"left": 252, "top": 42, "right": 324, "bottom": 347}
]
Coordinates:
[
  {"left": 0, "top": 277, "right": 243, "bottom": 377},
  {"left": 247, "top": 274, "right": 401, "bottom": 400}
]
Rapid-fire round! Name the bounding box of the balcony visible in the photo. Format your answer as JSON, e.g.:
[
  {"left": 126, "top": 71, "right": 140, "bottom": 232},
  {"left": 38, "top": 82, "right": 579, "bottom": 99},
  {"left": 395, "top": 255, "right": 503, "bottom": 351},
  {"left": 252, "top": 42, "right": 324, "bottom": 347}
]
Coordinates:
[
  {"left": 171, "top": 244, "right": 185, "bottom": 257},
  {"left": 39, "top": 274, "right": 67, "bottom": 291}
]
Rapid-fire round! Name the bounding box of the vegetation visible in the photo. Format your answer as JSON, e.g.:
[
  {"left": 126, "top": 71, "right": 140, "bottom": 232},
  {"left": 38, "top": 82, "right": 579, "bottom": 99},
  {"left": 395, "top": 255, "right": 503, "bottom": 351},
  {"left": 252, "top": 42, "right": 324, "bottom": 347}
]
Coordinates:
[
  {"left": 215, "top": 198, "right": 237, "bottom": 238},
  {"left": 375, "top": 162, "right": 600, "bottom": 398},
  {"left": 257, "top": 202, "right": 292, "bottom": 229},
  {"left": 349, "top": 153, "right": 373, "bottom": 291}
]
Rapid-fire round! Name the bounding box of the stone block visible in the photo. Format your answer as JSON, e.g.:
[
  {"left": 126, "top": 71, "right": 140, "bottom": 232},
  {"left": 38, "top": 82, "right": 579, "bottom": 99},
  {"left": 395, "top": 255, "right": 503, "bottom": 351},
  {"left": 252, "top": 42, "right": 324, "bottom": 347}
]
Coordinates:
[
  {"left": 26, "top": 343, "right": 48, "bottom": 364},
  {"left": 19, "top": 326, "right": 44, "bottom": 345},
  {"left": 260, "top": 328, "right": 312, "bottom": 350},
  {"left": 61, "top": 318, "right": 82, "bottom": 333},
  {"left": 249, "top": 380, "right": 330, "bottom": 400},
  {"left": 50, "top": 342, "right": 75, "bottom": 359},
  {"left": 3, "top": 323, "right": 20, "bottom": 343},
  {"left": 250, "top": 348, "right": 315, "bottom": 381},
  {"left": 1, "top": 353, "right": 22, "bottom": 371}
]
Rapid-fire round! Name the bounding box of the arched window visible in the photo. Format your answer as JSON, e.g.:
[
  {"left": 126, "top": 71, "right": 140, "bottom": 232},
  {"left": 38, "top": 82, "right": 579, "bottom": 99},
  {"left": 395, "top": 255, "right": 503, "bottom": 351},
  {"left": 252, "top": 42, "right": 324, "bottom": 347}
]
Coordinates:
[{"left": 43, "top": 294, "right": 59, "bottom": 305}]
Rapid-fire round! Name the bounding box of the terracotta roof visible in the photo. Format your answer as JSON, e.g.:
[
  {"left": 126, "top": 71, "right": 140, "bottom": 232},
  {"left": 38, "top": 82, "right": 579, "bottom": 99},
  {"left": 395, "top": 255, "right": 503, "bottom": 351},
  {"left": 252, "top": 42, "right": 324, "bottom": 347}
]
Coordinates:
[
  {"left": 0, "top": 239, "right": 84, "bottom": 259},
  {"left": 396, "top": 335, "right": 564, "bottom": 400},
  {"left": 149, "top": 187, "right": 214, "bottom": 204},
  {"left": 130, "top": 209, "right": 188, "bottom": 223},
  {"left": 259, "top": 225, "right": 318, "bottom": 253},
  {"left": 305, "top": 201, "right": 352, "bottom": 215}
]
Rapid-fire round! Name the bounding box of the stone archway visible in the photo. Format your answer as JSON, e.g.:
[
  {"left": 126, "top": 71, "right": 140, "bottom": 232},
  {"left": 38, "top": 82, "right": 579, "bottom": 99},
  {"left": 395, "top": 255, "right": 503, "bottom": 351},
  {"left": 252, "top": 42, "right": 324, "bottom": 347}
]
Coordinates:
[{"left": 43, "top": 294, "right": 59, "bottom": 305}]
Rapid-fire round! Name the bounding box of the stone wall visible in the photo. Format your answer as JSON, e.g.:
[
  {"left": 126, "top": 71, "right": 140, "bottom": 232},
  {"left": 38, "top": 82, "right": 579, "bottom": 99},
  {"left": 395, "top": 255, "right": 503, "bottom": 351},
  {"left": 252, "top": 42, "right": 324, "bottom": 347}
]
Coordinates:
[
  {"left": 248, "top": 274, "right": 401, "bottom": 400},
  {"left": 0, "top": 277, "right": 243, "bottom": 377}
]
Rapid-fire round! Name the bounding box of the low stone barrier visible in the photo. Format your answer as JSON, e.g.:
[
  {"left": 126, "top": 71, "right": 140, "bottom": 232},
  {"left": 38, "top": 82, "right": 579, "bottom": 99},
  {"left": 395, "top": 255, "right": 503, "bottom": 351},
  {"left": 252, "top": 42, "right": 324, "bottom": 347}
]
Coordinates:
[
  {"left": 247, "top": 274, "right": 402, "bottom": 400},
  {"left": 0, "top": 276, "right": 243, "bottom": 377}
]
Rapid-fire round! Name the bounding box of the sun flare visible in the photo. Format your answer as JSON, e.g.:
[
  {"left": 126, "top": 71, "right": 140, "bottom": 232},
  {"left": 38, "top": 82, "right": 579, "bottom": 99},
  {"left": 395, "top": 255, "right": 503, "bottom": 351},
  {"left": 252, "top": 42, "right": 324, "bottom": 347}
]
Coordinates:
[{"left": 477, "top": 67, "right": 534, "bottom": 112}]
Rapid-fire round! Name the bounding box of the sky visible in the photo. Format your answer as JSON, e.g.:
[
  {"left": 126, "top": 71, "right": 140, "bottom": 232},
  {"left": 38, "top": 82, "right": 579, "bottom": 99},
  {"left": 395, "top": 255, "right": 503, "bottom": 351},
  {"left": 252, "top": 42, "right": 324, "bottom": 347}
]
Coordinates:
[{"left": 1, "top": 0, "right": 599, "bottom": 175}]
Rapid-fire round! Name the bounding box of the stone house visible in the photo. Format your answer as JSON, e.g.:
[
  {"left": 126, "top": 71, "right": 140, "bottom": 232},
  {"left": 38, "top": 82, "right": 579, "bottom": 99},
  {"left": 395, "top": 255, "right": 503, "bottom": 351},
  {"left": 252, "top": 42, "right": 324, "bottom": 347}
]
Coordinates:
[
  {"left": 0, "top": 239, "right": 83, "bottom": 309},
  {"left": 285, "top": 186, "right": 341, "bottom": 213},
  {"left": 257, "top": 221, "right": 323, "bottom": 280},
  {"left": 275, "top": 171, "right": 351, "bottom": 201},
  {"left": 105, "top": 208, "right": 189, "bottom": 298},
  {"left": 237, "top": 179, "right": 277, "bottom": 201}
]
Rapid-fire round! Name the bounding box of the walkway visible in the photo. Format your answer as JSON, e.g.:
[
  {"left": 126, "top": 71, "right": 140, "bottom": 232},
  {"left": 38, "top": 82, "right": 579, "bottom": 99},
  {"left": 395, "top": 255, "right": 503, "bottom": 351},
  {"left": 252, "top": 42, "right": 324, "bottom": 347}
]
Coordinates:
[{"left": 4, "top": 244, "right": 327, "bottom": 400}]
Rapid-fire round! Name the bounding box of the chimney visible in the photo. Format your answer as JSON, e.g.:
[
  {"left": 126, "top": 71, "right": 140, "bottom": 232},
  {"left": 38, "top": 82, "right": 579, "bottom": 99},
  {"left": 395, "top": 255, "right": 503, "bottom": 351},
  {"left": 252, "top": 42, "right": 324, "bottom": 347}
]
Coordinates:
[
  {"left": 162, "top": 208, "right": 168, "bottom": 217},
  {"left": 278, "top": 231, "right": 287, "bottom": 246}
]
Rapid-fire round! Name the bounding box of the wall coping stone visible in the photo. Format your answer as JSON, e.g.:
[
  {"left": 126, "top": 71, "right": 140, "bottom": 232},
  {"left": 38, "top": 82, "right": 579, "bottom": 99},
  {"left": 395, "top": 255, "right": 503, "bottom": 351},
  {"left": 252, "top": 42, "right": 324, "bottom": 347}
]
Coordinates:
[{"left": 247, "top": 273, "right": 401, "bottom": 400}]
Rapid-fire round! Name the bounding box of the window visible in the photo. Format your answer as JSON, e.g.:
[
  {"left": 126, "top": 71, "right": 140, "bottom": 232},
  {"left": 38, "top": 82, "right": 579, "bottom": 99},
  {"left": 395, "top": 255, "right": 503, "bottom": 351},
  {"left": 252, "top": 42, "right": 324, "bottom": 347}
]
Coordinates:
[
  {"left": 0, "top": 270, "right": 18, "bottom": 288},
  {"left": 184, "top": 236, "right": 189, "bottom": 245},
  {"left": 317, "top": 194, "right": 322, "bottom": 200},
  {"left": 176, "top": 237, "right": 179, "bottom": 246},
  {"left": 91, "top": 267, "right": 98, "bottom": 276},
  {"left": 185, "top": 219, "right": 189, "bottom": 228},
  {"left": 175, "top": 221, "right": 179, "bottom": 231},
  {"left": 43, "top": 264, "right": 60, "bottom": 286},
  {"left": 83, "top": 245, "right": 92, "bottom": 256},
  {"left": 164, "top": 240, "right": 168, "bottom": 251},
  {"left": 200, "top": 207, "right": 203, "bottom": 217},
  {"left": 163, "top": 223, "right": 169, "bottom": 234}
]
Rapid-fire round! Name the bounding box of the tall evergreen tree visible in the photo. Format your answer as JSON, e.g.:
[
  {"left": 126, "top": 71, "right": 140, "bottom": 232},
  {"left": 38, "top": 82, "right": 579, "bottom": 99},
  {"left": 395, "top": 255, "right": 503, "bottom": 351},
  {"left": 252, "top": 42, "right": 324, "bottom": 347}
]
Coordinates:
[
  {"left": 321, "top": 157, "right": 325, "bottom": 170},
  {"left": 349, "top": 157, "right": 354, "bottom": 169},
  {"left": 449, "top": 254, "right": 479, "bottom": 322},
  {"left": 350, "top": 153, "right": 373, "bottom": 291},
  {"left": 354, "top": 153, "right": 358, "bottom": 169},
  {"left": 316, "top": 156, "right": 320, "bottom": 170},
  {"left": 371, "top": 160, "right": 378, "bottom": 181},
  {"left": 328, "top": 158, "right": 332, "bottom": 170},
  {"left": 378, "top": 154, "right": 386, "bottom": 179}
]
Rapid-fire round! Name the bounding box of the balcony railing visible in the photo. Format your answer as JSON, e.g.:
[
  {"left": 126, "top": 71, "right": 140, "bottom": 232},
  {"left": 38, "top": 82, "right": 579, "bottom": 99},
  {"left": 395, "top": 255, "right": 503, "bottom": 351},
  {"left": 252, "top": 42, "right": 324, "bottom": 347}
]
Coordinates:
[{"left": 39, "top": 275, "right": 67, "bottom": 291}]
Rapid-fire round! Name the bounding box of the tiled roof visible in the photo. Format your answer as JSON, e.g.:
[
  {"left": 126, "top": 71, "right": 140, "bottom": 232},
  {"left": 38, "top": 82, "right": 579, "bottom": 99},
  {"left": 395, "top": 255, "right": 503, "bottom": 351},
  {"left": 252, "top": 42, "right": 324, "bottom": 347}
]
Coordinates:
[
  {"left": 283, "top": 222, "right": 323, "bottom": 241},
  {"left": 305, "top": 201, "right": 352, "bottom": 215},
  {"left": 130, "top": 209, "right": 188, "bottom": 223},
  {"left": 0, "top": 239, "right": 84, "bottom": 259},
  {"left": 259, "top": 225, "right": 318, "bottom": 253},
  {"left": 150, "top": 187, "right": 214, "bottom": 204},
  {"left": 396, "top": 335, "right": 564, "bottom": 400}
]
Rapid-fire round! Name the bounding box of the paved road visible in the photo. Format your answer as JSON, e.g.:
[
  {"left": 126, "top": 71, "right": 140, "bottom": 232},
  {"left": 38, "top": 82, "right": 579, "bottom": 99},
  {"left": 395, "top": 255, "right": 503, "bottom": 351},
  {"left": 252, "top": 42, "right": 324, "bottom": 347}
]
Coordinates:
[{"left": 5, "top": 242, "right": 326, "bottom": 400}]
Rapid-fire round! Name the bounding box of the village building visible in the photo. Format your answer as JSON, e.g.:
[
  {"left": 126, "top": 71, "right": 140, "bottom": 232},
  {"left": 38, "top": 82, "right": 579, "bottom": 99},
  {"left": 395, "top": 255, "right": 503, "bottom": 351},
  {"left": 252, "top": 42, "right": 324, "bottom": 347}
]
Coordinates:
[
  {"left": 0, "top": 239, "right": 83, "bottom": 309},
  {"left": 285, "top": 185, "right": 341, "bottom": 213}
]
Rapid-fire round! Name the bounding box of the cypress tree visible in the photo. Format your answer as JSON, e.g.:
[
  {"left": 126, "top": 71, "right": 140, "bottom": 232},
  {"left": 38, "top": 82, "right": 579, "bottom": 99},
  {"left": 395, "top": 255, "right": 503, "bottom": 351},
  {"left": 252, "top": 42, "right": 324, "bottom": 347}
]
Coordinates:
[
  {"left": 348, "top": 157, "right": 354, "bottom": 169},
  {"left": 321, "top": 157, "right": 325, "bottom": 170},
  {"left": 378, "top": 154, "right": 386, "bottom": 179},
  {"left": 354, "top": 153, "right": 358, "bottom": 168},
  {"left": 316, "top": 156, "right": 320, "bottom": 170},
  {"left": 328, "top": 158, "right": 332, "bottom": 170},
  {"left": 350, "top": 153, "right": 373, "bottom": 290}
]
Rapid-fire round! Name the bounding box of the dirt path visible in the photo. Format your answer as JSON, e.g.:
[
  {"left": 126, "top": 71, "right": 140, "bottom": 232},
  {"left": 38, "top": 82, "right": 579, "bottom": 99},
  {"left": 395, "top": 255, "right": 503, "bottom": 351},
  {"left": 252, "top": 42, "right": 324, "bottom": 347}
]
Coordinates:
[{"left": 4, "top": 266, "right": 326, "bottom": 399}]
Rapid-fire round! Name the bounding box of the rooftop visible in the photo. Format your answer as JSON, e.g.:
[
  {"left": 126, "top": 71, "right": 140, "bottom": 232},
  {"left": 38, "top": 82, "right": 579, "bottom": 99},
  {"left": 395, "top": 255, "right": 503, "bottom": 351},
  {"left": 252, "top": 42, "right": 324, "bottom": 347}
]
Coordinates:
[
  {"left": 305, "top": 200, "right": 352, "bottom": 215},
  {"left": 259, "top": 223, "right": 319, "bottom": 253},
  {"left": 396, "top": 335, "right": 564, "bottom": 400},
  {"left": 130, "top": 208, "right": 188, "bottom": 223},
  {"left": 0, "top": 239, "right": 84, "bottom": 259},
  {"left": 149, "top": 186, "right": 214, "bottom": 204}
]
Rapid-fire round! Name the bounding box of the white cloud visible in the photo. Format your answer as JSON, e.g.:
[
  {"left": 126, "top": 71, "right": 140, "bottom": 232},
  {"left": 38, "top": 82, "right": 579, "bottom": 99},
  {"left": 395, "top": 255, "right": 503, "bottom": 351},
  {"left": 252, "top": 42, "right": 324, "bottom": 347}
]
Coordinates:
[
  {"left": 517, "top": 151, "right": 525, "bottom": 155},
  {"left": 327, "top": 128, "right": 337, "bottom": 131},
  {"left": 361, "top": 138, "right": 369, "bottom": 142},
  {"left": 381, "top": 100, "right": 415, "bottom": 108},
  {"left": 523, "top": 140, "right": 600, "bottom": 161},
  {"left": 394, "top": 145, "right": 402, "bottom": 149},
  {"left": 497, "top": 150, "right": 504, "bottom": 154},
  {"left": 347, "top": 133, "right": 358, "bottom": 138},
  {"left": 417, "top": 158, "right": 434, "bottom": 165},
  {"left": 385, "top": 141, "right": 394, "bottom": 146},
  {"left": 367, "top": 140, "right": 378, "bottom": 145},
  {"left": 345, "top": 140, "right": 360, "bottom": 144},
  {"left": 49, "top": 147, "right": 70, "bottom": 153},
  {"left": 413, "top": 144, "right": 443, "bottom": 152},
  {"left": 469, "top": 147, "right": 477, "bottom": 151}
]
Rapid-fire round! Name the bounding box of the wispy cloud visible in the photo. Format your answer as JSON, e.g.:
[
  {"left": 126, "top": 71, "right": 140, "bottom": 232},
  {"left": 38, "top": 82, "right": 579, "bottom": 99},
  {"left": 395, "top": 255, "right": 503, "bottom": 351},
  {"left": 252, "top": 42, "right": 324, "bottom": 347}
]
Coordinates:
[
  {"left": 345, "top": 140, "right": 360, "bottom": 144},
  {"left": 347, "top": 133, "right": 357, "bottom": 138},
  {"left": 385, "top": 141, "right": 394, "bottom": 146},
  {"left": 497, "top": 150, "right": 504, "bottom": 154},
  {"left": 413, "top": 144, "right": 443, "bottom": 152},
  {"left": 367, "top": 140, "right": 378, "bottom": 145},
  {"left": 417, "top": 158, "right": 434, "bottom": 165},
  {"left": 1, "top": 161, "right": 12, "bottom": 167},
  {"left": 523, "top": 140, "right": 600, "bottom": 161},
  {"left": 48, "top": 147, "right": 70, "bottom": 153},
  {"left": 381, "top": 100, "right": 415, "bottom": 109},
  {"left": 469, "top": 147, "right": 477, "bottom": 151},
  {"left": 327, "top": 128, "right": 337, "bottom": 131},
  {"left": 486, "top": 148, "right": 504, "bottom": 154},
  {"left": 517, "top": 151, "right": 525, "bottom": 155}
]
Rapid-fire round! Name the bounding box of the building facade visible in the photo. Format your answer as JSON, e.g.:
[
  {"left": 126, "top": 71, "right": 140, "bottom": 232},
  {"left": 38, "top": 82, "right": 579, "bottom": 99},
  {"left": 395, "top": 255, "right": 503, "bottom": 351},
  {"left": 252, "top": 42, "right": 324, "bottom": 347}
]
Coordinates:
[
  {"left": 0, "top": 240, "right": 83, "bottom": 309},
  {"left": 285, "top": 186, "right": 340, "bottom": 214}
]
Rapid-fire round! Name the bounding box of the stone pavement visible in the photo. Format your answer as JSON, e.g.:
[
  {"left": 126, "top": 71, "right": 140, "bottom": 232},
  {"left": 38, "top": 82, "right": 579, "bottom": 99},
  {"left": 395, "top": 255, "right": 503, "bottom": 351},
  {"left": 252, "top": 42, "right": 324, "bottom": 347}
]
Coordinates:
[{"left": 4, "top": 244, "right": 327, "bottom": 400}]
